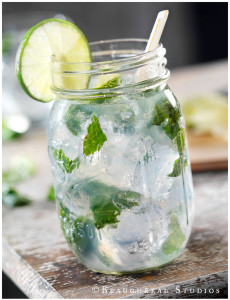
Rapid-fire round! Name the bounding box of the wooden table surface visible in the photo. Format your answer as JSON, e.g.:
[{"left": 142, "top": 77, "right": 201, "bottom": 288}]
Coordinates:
[{"left": 3, "top": 61, "right": 228, "bottom": 298}]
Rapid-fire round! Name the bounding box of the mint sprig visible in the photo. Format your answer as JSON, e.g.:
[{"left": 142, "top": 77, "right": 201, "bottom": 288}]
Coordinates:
[
  {"left": 2, "top": 185, "right": 31, "bottom": 207},
  {"left": 168, "top": 157, "right": 188, "bottom": 177},
  {"left": 83, "top": 115, "right": 107, "bottom": 156},
  {"left": 151, "top": 98, "right": 182, "bottom": 140},
  {"left": 151, "top": 96, "right": 188, "bottom": 177},
  {"left": 53, "top": 149, "right": 80, "bottom": 173}
]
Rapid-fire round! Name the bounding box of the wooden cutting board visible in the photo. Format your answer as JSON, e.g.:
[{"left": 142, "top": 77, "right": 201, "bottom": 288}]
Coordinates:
[{"left": 188, "top": 132, "right": 228, "bottom": 172}]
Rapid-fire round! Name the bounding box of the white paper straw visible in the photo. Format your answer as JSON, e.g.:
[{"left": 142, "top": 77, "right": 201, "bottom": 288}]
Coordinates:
[
  {"left": 145, "top": 10, "right": 169, "bottom": 53},
  {"left": 138, "top": 10, "right": 169, "bottom": 82}
]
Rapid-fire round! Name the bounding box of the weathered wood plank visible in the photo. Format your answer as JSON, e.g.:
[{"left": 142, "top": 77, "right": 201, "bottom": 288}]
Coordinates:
[{"left": 3, "top": 239, "right": 63, "bottom": 299}]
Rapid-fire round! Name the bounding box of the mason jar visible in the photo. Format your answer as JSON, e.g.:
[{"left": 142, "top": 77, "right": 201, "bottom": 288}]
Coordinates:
[{"left": 48, "top": 39, "right": 194, "bottom": 274}]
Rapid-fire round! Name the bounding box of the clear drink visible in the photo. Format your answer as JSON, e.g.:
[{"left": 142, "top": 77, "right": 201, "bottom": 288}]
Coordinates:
[{"left": 48, "top": 40, "right": 194, "bottom": 274}]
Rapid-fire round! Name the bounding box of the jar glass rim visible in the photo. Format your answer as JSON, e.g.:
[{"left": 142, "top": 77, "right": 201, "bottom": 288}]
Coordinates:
[
  {"left": 51, "top": 39, "right": 165, "bottom": 74},
  {"left": 51, "top": 38, "right": 170, "bottom": 98}
]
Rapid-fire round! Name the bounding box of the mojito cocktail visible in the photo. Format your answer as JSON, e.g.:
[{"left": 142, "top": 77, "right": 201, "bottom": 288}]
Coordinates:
[{"left": 16, "top": 20, "right": 194, "bottom": 274}]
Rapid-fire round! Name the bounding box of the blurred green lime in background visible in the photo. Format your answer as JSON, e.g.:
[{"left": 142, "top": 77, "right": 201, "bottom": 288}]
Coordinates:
[{"left": 182, "top": 93, "right": 228, "bottom": 140}]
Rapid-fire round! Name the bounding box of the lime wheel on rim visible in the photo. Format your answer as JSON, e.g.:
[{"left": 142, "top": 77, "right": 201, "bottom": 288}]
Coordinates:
[{"left": 15, "top": 18, "right": 92, "bottom": 102}]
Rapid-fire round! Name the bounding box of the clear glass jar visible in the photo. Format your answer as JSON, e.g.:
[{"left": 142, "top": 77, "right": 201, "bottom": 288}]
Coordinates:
[{"left": 48, "top": 39, "right": 194, "bottom": 274}]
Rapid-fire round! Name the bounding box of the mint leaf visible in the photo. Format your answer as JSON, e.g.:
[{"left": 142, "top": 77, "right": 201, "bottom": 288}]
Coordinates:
[
  {"left": 65, "top": 105, "right": 92, "bottom": 136},
  {"left": 59, "top": 203, "right": 70, "bottom": 219},
  {"left": 2, "top": 184, "right": 31, "bottom": 207},
  {"left": 162, "top": 215, "right": 186, "bottom": 255},
  {"left": 176, "top": 128, "right": 185, "bottom": 155},
  {"left": 151, "top": 98, "right": 181, "bottom": 140},
  {"left": 47, "top": 185, "right": 55, "bottom": 202},
  {"left": 95, "top": 76, "right": 122, "bottom": 89},
  {"left": 151, "top": 97, "right": 188, "bottom": 175},
  {"left": 83, "top": 75, "right": 122, "bottom": 103},
  {"left": 90, "top": 194, "right": 120, "bottom": 229},
  {"left": 168, "top": 157, "right": 188, "bottom": 177},
  {"left": 53, "top": 149, "right": 80, "bottom": 173},
  {"left": 151, "top": 102, "right": 167, "bottom": 126},
  {"left": 83, "top": 115, "right": 107, "bottom": 156},
  {"left": 75, "top": 75, "right": 122, "bottom": 104},
  {"left": 163, "top": 121, "right": 181, "bottom": 140},
  {"left": 151, "top": 99, "right": 181, "bottom": 126},
  {"left": 168, "top": 129, "right": 187, "bottom": 177},
  {"left": 83, "top": 181, "right": 140, "bottom": 229}
]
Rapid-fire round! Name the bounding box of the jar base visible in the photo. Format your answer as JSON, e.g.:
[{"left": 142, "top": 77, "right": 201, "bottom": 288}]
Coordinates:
[{"left": 88, "top": 251, "right": 183, "bottom": 275}]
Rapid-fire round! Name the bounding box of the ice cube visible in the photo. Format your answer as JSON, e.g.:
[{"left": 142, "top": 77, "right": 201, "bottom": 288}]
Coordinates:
[{"left": 114, "top": 203, "right": 168, "bottom": 253}]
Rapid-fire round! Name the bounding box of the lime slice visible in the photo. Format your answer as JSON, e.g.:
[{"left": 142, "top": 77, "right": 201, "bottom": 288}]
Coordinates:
[
  {"left": 16, "top": 18, "right": 92, "bottom": 102},
  {"left": 182, "top": 93, "right": 228, "bottom": 139}
]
